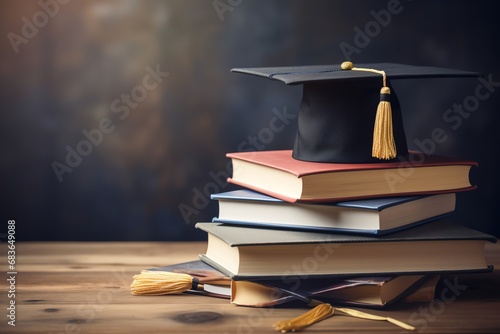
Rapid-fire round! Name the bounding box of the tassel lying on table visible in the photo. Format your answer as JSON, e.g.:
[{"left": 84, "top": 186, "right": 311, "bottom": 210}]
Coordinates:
[
  {"left": 272, "top": 302, "right": 415, "bottom": 333},
  {"left": 131, "top": 271, "right": 202, "bottom": 295}
]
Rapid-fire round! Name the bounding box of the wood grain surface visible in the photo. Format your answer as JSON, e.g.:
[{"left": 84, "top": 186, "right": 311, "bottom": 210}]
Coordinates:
[{"left": 0, "top": 241, "right": 499, "bottom": 333}]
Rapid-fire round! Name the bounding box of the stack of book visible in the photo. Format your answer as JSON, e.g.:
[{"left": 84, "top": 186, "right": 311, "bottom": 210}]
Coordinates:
[
  {"left": 130, "top": 62, "right": 496, "bottom": 331},
  {"left": 190, "top": 149, "right": 496, "bottom": 308}
]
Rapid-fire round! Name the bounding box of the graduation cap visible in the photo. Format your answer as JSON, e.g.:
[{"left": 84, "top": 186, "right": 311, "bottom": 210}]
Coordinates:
[{"left": 231, "top": 62, "right": 479, "bottom": 163}]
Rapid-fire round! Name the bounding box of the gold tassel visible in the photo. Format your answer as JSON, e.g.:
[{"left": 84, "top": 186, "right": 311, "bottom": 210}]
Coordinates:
[
  {"left": 341, "top": 61, "right": 397, "bottom": 160},
  {"left": 273, "top": 303, "right": 334, "bottom": 333},
  {"left": 272, "top": 303, "right": 415, "bottom": 333},
  {"left": 130, "top": 271, "right": 199, "bottom": 295},
  {"left": 372, "top": 86, "right": 396, "bottom": 159}
]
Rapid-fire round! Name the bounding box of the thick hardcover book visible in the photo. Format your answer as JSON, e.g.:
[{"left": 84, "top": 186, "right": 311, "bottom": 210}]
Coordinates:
[
  {"left": 196, "top": 220, "right": 496, "bottom": 280},
  {"left": 226, "top": 150, "right": 477, "bottom": 203},
  {"left": 211, "top": 190, "right": 456, "bottom": 235}
]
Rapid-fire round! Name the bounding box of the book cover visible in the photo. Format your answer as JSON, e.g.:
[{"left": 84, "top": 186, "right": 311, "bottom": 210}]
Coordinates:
[
  {"left": 147, "top": 260, "right": 230, "bottom": 298},
  {"left": 149, "top": 260, "right": 230, "bottom": 286}
]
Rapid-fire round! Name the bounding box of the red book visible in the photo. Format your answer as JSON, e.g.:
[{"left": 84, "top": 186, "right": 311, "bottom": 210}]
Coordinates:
[{"left": 226, "top": 150, "right": 477, "bottom": 203}]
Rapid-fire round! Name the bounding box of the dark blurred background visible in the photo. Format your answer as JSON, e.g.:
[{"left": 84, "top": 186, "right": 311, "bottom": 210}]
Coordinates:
[{"left": 1, "top": 0, "right": 499, "bottom": 241}]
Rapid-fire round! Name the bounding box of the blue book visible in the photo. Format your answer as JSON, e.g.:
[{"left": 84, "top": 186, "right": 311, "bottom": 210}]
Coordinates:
[{"left": 211, "top": 190, "right": 456, "bottom": 235}]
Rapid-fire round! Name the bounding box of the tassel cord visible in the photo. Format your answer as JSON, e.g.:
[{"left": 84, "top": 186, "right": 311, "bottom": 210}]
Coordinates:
[
  {"left": 273, "top": 302, "right": 415, "bottom": 333},
  {"left": 341, "top": 61, "right": 396, "bottom": 160}
]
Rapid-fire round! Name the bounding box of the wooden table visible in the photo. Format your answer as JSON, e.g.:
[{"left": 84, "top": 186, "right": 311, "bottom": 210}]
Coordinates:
[{"left": 1, "top": 241, "right": 499, "bottom": 333}]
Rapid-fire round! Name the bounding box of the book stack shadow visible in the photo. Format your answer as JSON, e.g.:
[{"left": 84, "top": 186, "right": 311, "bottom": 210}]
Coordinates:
[{"left": 190, "top": 149, "right": 496, "bottom": 309}]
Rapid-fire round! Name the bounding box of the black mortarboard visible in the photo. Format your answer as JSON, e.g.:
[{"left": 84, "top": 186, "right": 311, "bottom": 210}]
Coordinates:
[{"left": 231, "top": 62, "right": 479, "bottom": 163}]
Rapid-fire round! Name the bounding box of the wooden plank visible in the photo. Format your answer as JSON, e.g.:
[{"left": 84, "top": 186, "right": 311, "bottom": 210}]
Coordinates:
[
  {"left": 2, "top": 300, "right": 500, "bottom": 334},
  {"left": 13, "top": 242, "right": 207, "bottom": 269},
  {"left": 0, "top": 242, "right": 499, "bottom": 334}
]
